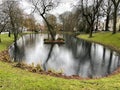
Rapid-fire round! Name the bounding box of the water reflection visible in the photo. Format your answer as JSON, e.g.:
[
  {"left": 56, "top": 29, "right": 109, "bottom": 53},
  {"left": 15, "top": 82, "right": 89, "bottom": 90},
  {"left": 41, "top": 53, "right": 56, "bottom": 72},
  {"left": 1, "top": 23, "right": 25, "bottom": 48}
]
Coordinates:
[{"left": 9, "top": 34, "right": 120, "bottom": 78}]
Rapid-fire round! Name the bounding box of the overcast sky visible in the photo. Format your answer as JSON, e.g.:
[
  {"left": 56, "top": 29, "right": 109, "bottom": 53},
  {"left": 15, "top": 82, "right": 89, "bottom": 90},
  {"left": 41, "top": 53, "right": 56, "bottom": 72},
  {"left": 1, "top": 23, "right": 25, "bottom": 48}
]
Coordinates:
[
  {"left": 19, "top": 0, "right": 76, "bottom": 23},
  {"left": 51, "top": 0, "right": 76, "bottom": 15},
  {"left": 20, "top": 0, "right": 76, "bottom": 15}
]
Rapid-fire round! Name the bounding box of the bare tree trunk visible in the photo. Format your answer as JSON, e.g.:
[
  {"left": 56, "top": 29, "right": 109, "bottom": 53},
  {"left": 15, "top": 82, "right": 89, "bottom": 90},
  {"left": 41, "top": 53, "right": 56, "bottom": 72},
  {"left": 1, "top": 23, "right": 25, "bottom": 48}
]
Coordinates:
[
  {"left": 0, "top": 33, "right": 1, "bottom": 43},
  {"left": 8, "top": 31, "right": 11, "bottom": 37},
  {"left": 89, "top": 24, "right": 94, "bottom": 38},
  {"left": 95, "top": 15, "right": 99, "bottom": 32},
  {"left": 119, "top": 25, "right": 120, "bottom": 31},
  {"left": 111, "top": 0, "right": 120, "bottom": 34},
  {"left": 105, "top": 14, "right": 110, "bottom": 31},
  {"left": 14, "top": 34, "right": 17, "bottom": 61},
  {"left": 105, "top": 0, "right": 112, "bottom": 31},
  {"left": 13, "top": 26, "right": 19, "bottom": 62},
  {"left": 10, "top": 17, "right": 18, "bottom": 61},
  {"left": 112, "top": 7, "right": 117, "bottom": 34},
  {"left": 41, "top": 15, "right": 55, "bottom": 40}
]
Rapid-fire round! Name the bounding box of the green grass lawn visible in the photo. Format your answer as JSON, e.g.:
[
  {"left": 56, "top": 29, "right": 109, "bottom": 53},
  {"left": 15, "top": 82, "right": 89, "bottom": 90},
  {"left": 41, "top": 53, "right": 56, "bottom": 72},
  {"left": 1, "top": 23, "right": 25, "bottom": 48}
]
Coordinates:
[
  {"left": 1, "top": 33, "right": 120, "bottom": 90},
  {"left": 1, "top": 61, "right": 120, "bottom": 90},
  {"left": 78, "top": 32, "right": 120, "bottom": 52},
  {"left": 0, "top": 34, "right": 14, "bottom": 51}
]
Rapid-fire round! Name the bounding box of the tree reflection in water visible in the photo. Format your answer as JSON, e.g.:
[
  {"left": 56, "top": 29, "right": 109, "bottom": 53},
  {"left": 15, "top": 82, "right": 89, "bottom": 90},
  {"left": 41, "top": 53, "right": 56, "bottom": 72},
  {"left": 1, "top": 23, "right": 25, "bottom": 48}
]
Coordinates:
[{"left": 9, "top": 34, "right": 120, "bottom": 78}]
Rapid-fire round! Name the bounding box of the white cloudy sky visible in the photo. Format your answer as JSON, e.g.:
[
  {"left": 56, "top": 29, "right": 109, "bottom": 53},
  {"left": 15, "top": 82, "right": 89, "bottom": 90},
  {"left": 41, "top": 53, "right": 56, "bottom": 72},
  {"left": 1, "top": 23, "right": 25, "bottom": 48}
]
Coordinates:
[
  {"left": 20, "top": 0, "right": 76, "bottom": 15},
  {"left": 19, "top": 0, "right": 77, "bottom": 23},
  {"left": 51, "top": 0, "right": 76, "bottom": 15}
]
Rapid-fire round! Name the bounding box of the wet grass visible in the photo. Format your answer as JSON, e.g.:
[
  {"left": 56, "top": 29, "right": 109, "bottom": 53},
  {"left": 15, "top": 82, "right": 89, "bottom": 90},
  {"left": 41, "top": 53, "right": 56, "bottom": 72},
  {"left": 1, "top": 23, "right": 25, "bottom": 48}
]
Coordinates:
[{"left": 1, "top": 33, "right": 120, "bottom": 90}]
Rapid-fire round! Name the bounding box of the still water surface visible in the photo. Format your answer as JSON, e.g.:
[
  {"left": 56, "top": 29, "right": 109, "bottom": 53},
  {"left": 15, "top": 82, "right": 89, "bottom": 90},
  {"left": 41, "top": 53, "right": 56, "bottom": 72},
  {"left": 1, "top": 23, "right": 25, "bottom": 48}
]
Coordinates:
[{"left": 9, "top": 34, "right": 120, "bottom": 78}]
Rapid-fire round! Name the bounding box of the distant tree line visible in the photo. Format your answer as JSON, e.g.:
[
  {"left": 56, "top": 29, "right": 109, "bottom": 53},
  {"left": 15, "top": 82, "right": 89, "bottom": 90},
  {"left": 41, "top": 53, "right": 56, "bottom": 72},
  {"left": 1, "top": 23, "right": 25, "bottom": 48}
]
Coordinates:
[
  {"left": 0, "top": 0, "right": 120, "bottom": 40},
  {"left": 59, "top": 0, "right": 120, "bottom": 37}
]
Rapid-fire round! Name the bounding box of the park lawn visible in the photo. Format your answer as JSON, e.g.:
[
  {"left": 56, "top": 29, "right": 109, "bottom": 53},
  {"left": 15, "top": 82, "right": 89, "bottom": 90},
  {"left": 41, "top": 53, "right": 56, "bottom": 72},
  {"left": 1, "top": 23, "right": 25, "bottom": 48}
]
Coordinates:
[
  {"left": 0, "top": 34, "right": 14, "bottom": 51},
  {"left": 77, "top": 32, "right": 120, "bottom": 52},
  {"left": 1, "top": 61, "right": 120, "bottom": 90},
  {"left": 0, "top": 33, "right": 120, "bottom": 90}
]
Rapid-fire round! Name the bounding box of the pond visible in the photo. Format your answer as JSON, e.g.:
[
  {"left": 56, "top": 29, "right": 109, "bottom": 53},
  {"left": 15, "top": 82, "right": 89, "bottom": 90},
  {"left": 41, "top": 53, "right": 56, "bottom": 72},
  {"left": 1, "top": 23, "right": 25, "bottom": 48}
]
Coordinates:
[{"left": 9, "top": 34, "right": 120, "bottom": 78}]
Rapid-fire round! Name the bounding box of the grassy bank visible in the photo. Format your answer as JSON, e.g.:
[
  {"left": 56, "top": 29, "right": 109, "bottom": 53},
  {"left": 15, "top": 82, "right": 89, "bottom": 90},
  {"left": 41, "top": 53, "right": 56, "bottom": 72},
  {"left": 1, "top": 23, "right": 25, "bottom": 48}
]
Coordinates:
[
  {"left": 1, "top": 33, "right": 120, "bottom": 90},
  {"left": 78, "top": 32, "right": 120, "bottom": 53},
  {"left": 1, "top": 61, "right": 120, "bottom": 90},
  {"left": 0, "top": 34, "right": 14, "bottom": 51}
]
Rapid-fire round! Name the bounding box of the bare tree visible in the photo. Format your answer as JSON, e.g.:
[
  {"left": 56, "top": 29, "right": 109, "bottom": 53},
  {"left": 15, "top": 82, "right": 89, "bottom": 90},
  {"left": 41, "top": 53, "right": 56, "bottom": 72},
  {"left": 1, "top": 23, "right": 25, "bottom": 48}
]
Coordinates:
[
  {"left": 102, "top": 0, "right": 113, "bottom": 31},
  {"left": 59, "top": 10, "right": 80, "bottom": 32},
  {"left": 30, "top": 0, "right": 60, "bottom": 40},
  {"left": 45, "top": 14, "right": 57, "bottom": 32},
  {"left": 79, "top": 0, "right": 103, "bottom": 37},
  {"left": 59, "top": 12, "right": 73, "bottom": 31},
  {"left": 2, "top": 0, "right": 24, "bottom": 61},
  {"left": 0, "top": 3, "right": 9, "bottom": 42},
  {"left": 76, "top": 8, "right": 89, "bottom": 33},
  {"left": 111, "top": 0, "right": 120, "bottom": 34},
  {"left": 59, "top": 13, "right": 66, "bottom": 31}
]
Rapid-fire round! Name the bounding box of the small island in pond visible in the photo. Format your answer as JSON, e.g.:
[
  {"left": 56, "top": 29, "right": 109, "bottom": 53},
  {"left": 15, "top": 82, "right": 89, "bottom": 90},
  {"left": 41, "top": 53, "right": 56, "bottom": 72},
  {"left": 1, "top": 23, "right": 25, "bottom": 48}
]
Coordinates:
[{"left": 44, "top": 38, "right": 65, "bottom": 44}]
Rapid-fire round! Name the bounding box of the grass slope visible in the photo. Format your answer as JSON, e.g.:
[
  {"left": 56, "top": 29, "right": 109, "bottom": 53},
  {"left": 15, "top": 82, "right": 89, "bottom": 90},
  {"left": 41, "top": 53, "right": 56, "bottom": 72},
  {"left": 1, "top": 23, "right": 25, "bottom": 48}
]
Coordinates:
[
  {"left": 1, "top": 61, "right": 120, "bottom": 90},
  {"left": 0, "top": 33, "right": 120, "bottom": 90},
  {"left": 0, "top": 34, "right": 14, "bottom": 51},
  {"left": 78, "top": 32, "right": 120, "bottom": 52}
]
